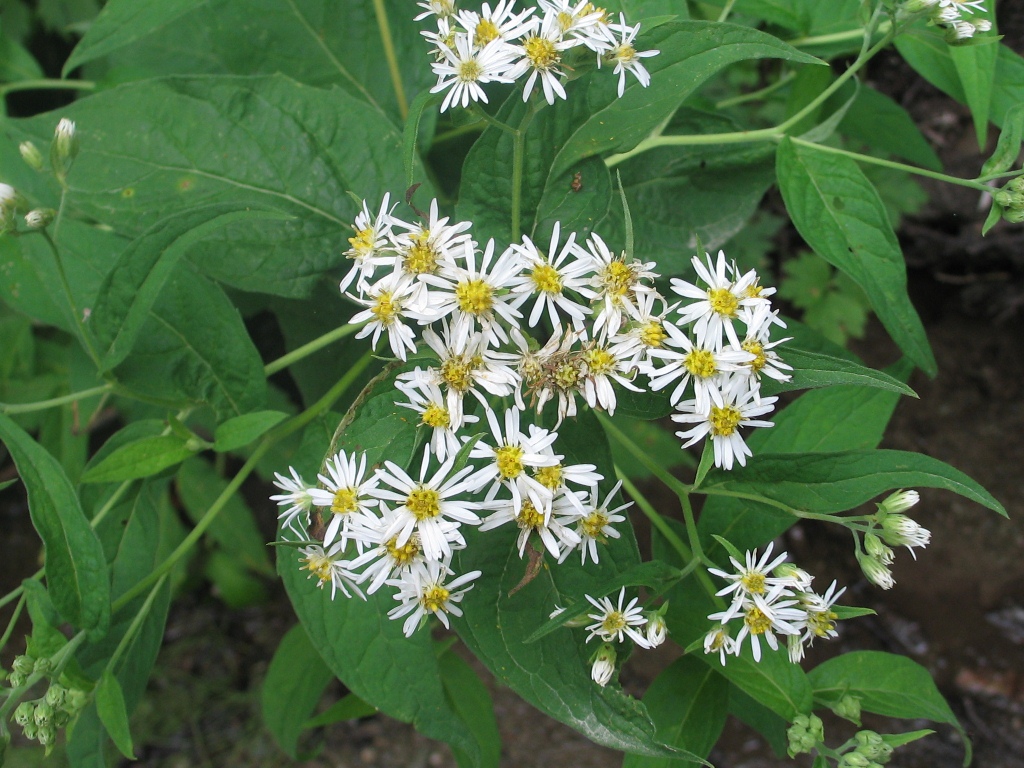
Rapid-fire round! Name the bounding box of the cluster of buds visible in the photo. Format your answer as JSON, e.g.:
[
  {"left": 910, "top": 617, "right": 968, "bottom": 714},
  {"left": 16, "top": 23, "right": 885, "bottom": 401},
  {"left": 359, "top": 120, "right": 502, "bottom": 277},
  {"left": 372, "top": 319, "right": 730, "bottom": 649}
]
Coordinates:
[
  {"left": 839, "top": 731, "right": 896, "bottom": 768},
  {"left": 1, "top": 118, "right": 79, "bottom": 234},
  {"left": 786, "top": 713, "right": 825, "bottom": 757},
  {"left": 5, "top": 654, "right": 88, "bottom": 756},
  {"left": 902, "top": 0, "right": 992, "bottom": 42},
  {"left": 856, "top": 489, "right": 930, "bottom": 590},
  {"left": 993, "top": 176, "right": 1024, "bottom": 225}
]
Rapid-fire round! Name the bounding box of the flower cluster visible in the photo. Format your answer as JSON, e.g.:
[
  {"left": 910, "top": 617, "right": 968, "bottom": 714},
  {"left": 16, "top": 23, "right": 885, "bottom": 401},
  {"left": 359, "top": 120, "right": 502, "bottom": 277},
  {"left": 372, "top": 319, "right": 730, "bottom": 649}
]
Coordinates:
[
  {"left": 703, "top": 543, "right": 846, "bottom": 664},
  {"left": 418, "top": 0, "right": 659, "bottom": 109},
  {"left": 904, "top": 0, "right": 991, "bottom": 41},
  {"left": 856, "top": 489, "right": 930, "bottom": 590},
  {"left": 575, "top": 587, "right": 668, "bottom": 686}
]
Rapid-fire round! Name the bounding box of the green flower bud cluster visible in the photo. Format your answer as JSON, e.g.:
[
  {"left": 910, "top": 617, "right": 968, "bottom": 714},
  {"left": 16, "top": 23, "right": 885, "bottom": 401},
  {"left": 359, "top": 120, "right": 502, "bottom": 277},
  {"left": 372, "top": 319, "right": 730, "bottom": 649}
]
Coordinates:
[
  {"left": 995, "top": 177, "right": 1024, "bottom": 225},
  {"left": 831, "top": 694, "right": 862, "bottom": 724},
  {"left": 9, "top": 682, "right": 85, "bottom": 754},
  {"left": 837, "top": 730, "right": 895, "bottom": 768},
  {"left": 786, "top": 713, "right": 824, "bottom": 757}
]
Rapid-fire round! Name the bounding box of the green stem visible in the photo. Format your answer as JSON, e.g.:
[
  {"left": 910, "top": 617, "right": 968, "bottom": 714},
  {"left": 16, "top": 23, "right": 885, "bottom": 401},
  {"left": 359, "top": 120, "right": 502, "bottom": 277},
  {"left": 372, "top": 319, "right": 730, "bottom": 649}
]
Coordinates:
[
  {"left": 264, "top": 321, "right": 365, "bottom": 376},
  {"left": 0, "top": 79, "right": 96, "bottom": 97},
  {"left": 39, "top": 231, "right": 102, "bottom": 367},
  {"left": 678, "top": 490, "right": 708, "bottom": 565},
  {"left": 112, "top": 350, "right": 374, "bottom": 611},
  {"left": 787, "top": 20, "right": 892, "bottom": 48},
  {"left": 699, "top": 487, "right": 798, "bottom": 515},
  {"left": 598, "top": 413, "right": 692, "bottom": 498},
  {"left": 470, "top": 104, "right": 517, "bottom": 134},
  {"left": 715, "top": 71, "right": 796, "bottom": 109},
  {"left": 510, "top": 102, "right": 537, "bottom": 243},
  {"left": 617, "top": 470, "right": 691, "bottom": 564},
  {"left": 372, "top": 0, "right": 408, "bottom": 120},
  {"left": 0, "top": 384, "right": 112, "bottom": 415},
  {"left": 0, "top": 594, "right": 26, "bottom": 655},
  {"left": 717, "top": 0, "right": 738, "bottom": 23},
  {"left": 106, "top": 575, "right": 167, "bottom": 674},
  {"left": 788, "top": 136, "right": 993, "bottom": 191},
  {"left": 432, "top": 121, "right": 488, "bottom": 144},
  {"left": 53, "top": 185, "right": 68, "bottom": 242}
]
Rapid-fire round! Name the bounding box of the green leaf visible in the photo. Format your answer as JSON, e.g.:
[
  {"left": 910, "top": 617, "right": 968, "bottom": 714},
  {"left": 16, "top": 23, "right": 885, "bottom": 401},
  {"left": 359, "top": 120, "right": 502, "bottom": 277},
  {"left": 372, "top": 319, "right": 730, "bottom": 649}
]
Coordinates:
[
  {"left": 262, "top": 623, "right": 333, "bottom": 759},
  {"left": 551, "top": 21, "right": 822, "bottom": 177},
  {"left": 622, "top": 656, "right": 728, "bottom": 768},
  {"left": 808, "top": 652, "right": 968, "bottom": 763},
  {"left": 608, "top": 415, "right": 686, "bottom": 480},
  {"left": 22, "top": 580, "right": 68, "bottom": 659},
  {"left": 0, "top": 31, "right": 44, "bottom": 81},
  {"left": 7, "top": 75, "right": 429, "bottom": 298},
  {"left": 763, "top": 347, "right": 916, "bottom": 397},
  {"left": 0, "top": 413, "right": 110, "bottom": 636},
  {"left": 728, "top": 686, "right": 788, "bottom": 757},
  {"left": 438, "top": 648, "right": 502, "bottom": 768},
  {"left": 776, "top": 137, "right": 936, "bottom": 375},
  {"left": 981, "top": 102, "right": 1024, "bottom": 176},
  {"left": 214, "top": 410, "right": 288, "bottom": 452},
  {"left": 839, "top": 86, "right": 942, "bottom": 171},
  {"left": 701, "top": 449, "right": 1005, "bottom": 516},
  {"left": 949, "top": 4, "right": 998, "bottom": 147},
  {"left": 111, "top": 263, "right": 267, "bottom": 419},
  {"left": 304, "top": 693, "right": 377, "bottom": 728},
  {"left": 880, "top": 729, "right": 935, "bottom": 748},
  {"left": 81, "top": 434, "right": 195, "bottom": 484},
  {"left": 63, "top": 0, "right": 200, "bottom": 75},
  {"left": 982, "top": 199, "right": 1003, "bottom": 235},
  {"left": 176, "top": 457, "right": 273, "bottom": 574},
  {"left": 404, "top": 89, "right": 440, "bottom": 189},
  {"left": 96, "top": 670, "right": 135, "bottom": 760},
  {"left": 0, "top": 478, "right": 18, "bottom": 492},
  {"left": 90, "top": 205, "right": 290, "bottom": 372}
]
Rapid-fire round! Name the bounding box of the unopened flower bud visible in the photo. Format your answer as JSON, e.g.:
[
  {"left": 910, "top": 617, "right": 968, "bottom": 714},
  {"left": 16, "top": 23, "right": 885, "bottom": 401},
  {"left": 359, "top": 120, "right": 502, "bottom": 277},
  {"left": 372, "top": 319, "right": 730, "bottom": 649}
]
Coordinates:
[
  {"left": 902, "top": 0, "right": 939, "bottom": 12},
  {"left": 54, "top": 709, "right": 70, "bottom": 728},
  {"left": 644, "top": 613, "right": 668, "bottom": 648},
  {"left": 9, "top": 671, "right": 26, "bottom": 688},
  {"left": 878, "top": 489, "right": 920, "bottom": 515},
  {"left": 774, "top": 562, "right": 814, "bottom": 590},
  {"left": 45, "top": 683, "right": 66, "bottom": 708},
  {"left": 14, "top": 701, "right": 34, "bottom": 726},
  {"left": 975, "top": 19, "right": 992, "bottom": 33},
  {"left": 36, "top": 724, "right": 56, "bottom": 746},
  {"left": 880, "top": 513, "right": 931, "bottom": 555},
  {"left": 33, "top": 701, "right": 53, "bottom": 726},
  {"left": 23, "top": 722, "right": 38, "bottom": 741},
  {"left": 858, "top": 551, "right": 895, "bottom": 590},
  {"left": 590, "top": 643, "right": 616, "bottom": 687},
  {"left": 833, "top": 694, "right": 862, "bottom": 724},
  {"left": 1004, "top": 207, "right": 1024, "bottom": 224},
  {"left": 12, "top": 655, "right": 34, "bottom": 677},
  {"left": 33, "top": 656, "right": 52, "bottom": 675},
  {"left": 864, "top": 532, "right": 894, "bottom": 564},
  {"left": 947, "top": 20, "right": 977, "bottom": 41},
  {"left": 24, "top": 208, "right": 55, "bottom": 230},
  {"left": 786, "top": 714, "right": 824, "bottom": 757},
  {"left": 51, "top": 118, "right": 79, "bottom": 179},
  {"left": 855, "top": 730, "right": 894, "bottom": 762},
  {"left": 64, "top": 688, "right": 88, "bottom": 713},
  {"left": 1008, "top": 176, "right": 1024, "bottom": 194},
  {"left": 20, "top": 141, "right": 44, "bottom": 171}
]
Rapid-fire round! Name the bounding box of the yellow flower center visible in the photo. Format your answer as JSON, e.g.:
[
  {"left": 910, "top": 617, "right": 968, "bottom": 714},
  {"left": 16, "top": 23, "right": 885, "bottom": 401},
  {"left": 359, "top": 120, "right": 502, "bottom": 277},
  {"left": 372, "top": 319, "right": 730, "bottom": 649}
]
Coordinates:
[
  {"left": 517, "top": 499, "right": 545, "bottom": 530},
  {"left": 554, "top": 361, "right": 581, "bottom": 389},
  {"left": 639, "top": 320, "right": 667, "bottom": 348},
  {"left": 740, "top": 572, "right": 766, "bottom": 595},
  {"left": 456, "top": 278, "right": 494, "bottom": 315},
  {"left": 601, "top": 611, "right": 627, "bottom": 634},
  {"left": 458, "top": 58, "right": 483, "bottom": 82},
  {"left": 495, "top": 444, "right": 525, "bottom": 479},
  {"left": 524, "top": 35, "right": 559, "bottom": 69},
  {"left": 709, "top": 405, "right": 743, "bottom": 437},
  {"left": 441, "top": 355, "right": 476, "bottom": 392},
  {"left": 683, "top": 349, "right": 717, "bottom": 378},
  {"left": 582, "top": 510, "right": 609, "bottom": 539},
  {"left": 331, "top": 487, "right": 359, "bottom": 516},
  {"left": 808, "top": 610, "right": 838, "bottom": 638},
  {"left": 520, "top": 356, "right": 544, "bottom": 386},
  {"left": 421, "top": 403, "right": 450, "bottom": 429},
  {"left": 385, "top": 535, "right": 421, "bottom": 567},
  {"left": 708, "top": 287, "right": 739, "bottom": 317},
  {"left": 371, "top": 292, "right": 398, "bottom": 324},
  {"left": 404, "top": 232, "right": 440, "bottom": 275},
  {"left": 612, "top": 43, "right": 636, "bottom": 63},
  {"left": 348, "top": 226, "right": 375, "bottom": 256},
  {"left": 584, "top": 347, "right": 616, "bottom": 377},
  {"left": 745, "top": 282, "right": 764, "bottom": 299},
  {"left": 745, "top": 606, "right": 772, "bottom": 635},
  {"left": 742, "top": 339, "right": 767, "bottom": 373},
  {"left": 601, "top": 260, "right": 635, "bottom": 297},
  {"left": 556, "top": 11, "right": 573, "bottom": 31},
  {"left": 406, "top": 487, "right": 441, "bottom": 520},
  {"left": 475, "top": 18, "right": 500, "bottom": 44},
  {"left": 533, "top": 464, "right": 563, "bottom": 490},
  {"left": 531, "top": 262, "right": 563, "bottom": 294},
  {"left": 302, "top": 552, "right": 333, "bottom": 584},
  {"left": 421, "top": 584, "right": 451, "bottom": 613}
]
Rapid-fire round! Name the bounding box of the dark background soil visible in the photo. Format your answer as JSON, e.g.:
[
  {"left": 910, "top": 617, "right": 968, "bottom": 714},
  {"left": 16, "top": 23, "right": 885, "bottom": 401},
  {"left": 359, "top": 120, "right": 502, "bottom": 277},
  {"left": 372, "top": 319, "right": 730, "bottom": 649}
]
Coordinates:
[{"left": 2, "top": 6, "right": 1024, "bottom": 768}]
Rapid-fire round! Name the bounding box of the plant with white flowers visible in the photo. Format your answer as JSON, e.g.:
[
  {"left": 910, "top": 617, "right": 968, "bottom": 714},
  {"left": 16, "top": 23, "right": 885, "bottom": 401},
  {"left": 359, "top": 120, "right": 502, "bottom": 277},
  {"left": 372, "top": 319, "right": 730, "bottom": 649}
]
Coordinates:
[{"left": 0, "top": 0, "right": 1017, "bottom": 765}]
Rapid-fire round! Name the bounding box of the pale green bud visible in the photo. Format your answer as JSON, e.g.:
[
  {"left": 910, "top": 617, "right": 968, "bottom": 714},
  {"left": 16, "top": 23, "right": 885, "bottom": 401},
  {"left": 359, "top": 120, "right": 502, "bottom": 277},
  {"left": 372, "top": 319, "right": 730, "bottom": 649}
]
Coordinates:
[
  {"left": 45, "top": 684, "right": 66, "bottom": 709},
  {"left": 902, "top": 0, "right": 939, "bottom": 12},
  {"left": 23, "top": 722, "right": 37, "bottom": 741},
  {"left": 590, "top": 643, "right": 616, "bottom": 687},
  {"left": 864, "top": 532, "right": 894, "bottom": 564},
  {"left": 880, "top": 513, "right": 931, "bottom": 552},
  {"left": 855, "top": 730, "right": 893, "bottom": 762},
  {"left": 11, "top": 655, "right": 33, "bottom": 677},
  {"left": 64, "top": 688, "right": 88, "bottom": 713},
  {"left": 1008, "top": 176, "right": 1024, "bottom": 194},
  {"left": 833, "top": 694, "right": 862, "bottom": 724},
  {"left": 19, "top": 141, "right": 44, "bottom": 171},
  {"left": 24, "top": 208, "right": 55, "bottom": 230},
  {"left": 8, "top": 671, "right": 26, "bottom": 688},
  {"left": 53, "top": 709, "right": 70, "bottom": 728},
  {"left": 33, "top": 701, "right": 53, "bottom": 726},
  {"left": 36, "top": 724, "right": 55, "bottom": 746},
  {"left": 840, "top": 752, "right": 872, "bottom": 768},
  {"left": 32, "top": 657, "right": 52, "bottom": 676},
  {"left": 878, "top": 489, "right": 920, "bottom": 515},
  {"left": 1004, "top": 207, "right": 1024, "bottom": 224},
  {"left": 50, "top": 118, "right": 79, "bottom": 179},
  {"left": 14, "top": 701, "right": 34, "bottom": 726},
  {"left": 857, "top": 551, "right": 895, "bottom": 590}
]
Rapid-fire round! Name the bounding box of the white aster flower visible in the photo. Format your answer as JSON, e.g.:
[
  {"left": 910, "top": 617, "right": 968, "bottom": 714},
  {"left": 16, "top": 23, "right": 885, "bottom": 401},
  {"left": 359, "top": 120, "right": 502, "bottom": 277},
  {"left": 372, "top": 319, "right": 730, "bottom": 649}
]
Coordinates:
[
  {"left": 737, "top": 304, "right": 792, "bottom": 397},
  {"left": 391, "top": 198, "right": 473, "bottom": 283},
  {"left": 455, "top": 1, "right": 536, "bottom": 46},
  {"left": 707, "top": 542, "right": 798, "bottom": 608},
  {"left": 387, "top": 559, "right": 482, "bottom": 637},
  {"left": 528, "top": 436, "right": 602, "bottom": 514},
  {"left": 540, "top": 0, "right": 613, "bottom": 51},
  {"left": 672, "top": 381, "right": 778, "bottom": 471},
  {"left": 568, "top": 481, "right": 627, "bottom": 565},
  {"left": 431, "top": 32, "right": 518, "bottom": 112},
  {"left": 644, "top": 612, "right": 668, "bottom": 648},
  {"left": 271, "top": 467, "right": 316, "bottom": 537},
  {"left": 645, "top": 322, "right": 752, "bottom": 410},
  {"left": 349, "top": 272, "right": 420, "bottom": 361},
  {"left": 340, "top": 193, "right": 396, "bottom": 294},
  {"left": 308, "top": 450, "right": 382, "bottom": 551},
  {"left": 345, "top": 505, "right": 442, "bottom": 594},
  {"left": 704, "top": 624, "right": 736, "bottom": 665},
  {"left": 612, "top": 291, "right": 679, "bottom": 368},
  {"left": 880, "top": 513, "right": 931, "bottom": 558},
  {"left": 396, "top": 374, "right": 479, "bottom": 460},
  {"left": 298, "top": 542, "right": 363, "bottom": 600},
  {"left": 506, "top": 11, "right": 576, "bottom": 104},
  {"left": 585, "top": 587, "right": 651, "bottom": 648},
  {"left": 580, "top": 336, "right": 644, "bottom": 415},
  {"left": 585, "top": 232, "right": 658, "bottom": 337},
  {"left": 415, "top": 0, "right": 457, "bottom": 22},
  {"left": 709, "top": 594, "right": 804, "bottom": 662},
  {"left": 600, "top": 15, "right": 658, "bottom": 97},
  {"left": 375, "top": 446, "right": 483, "bottom": 562},
  {"left": 590, "top": 642, "right": 616, "bottom": 686},
  {"left": 480, "top": 494, "right": 581, "bottom": 559}
]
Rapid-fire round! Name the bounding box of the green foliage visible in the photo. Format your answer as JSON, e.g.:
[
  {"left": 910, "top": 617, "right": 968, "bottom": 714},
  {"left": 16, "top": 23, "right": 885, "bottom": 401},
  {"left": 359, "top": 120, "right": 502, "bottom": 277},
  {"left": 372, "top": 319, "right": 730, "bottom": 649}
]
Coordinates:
[{"left": 779, "top": 252, "right": 871, "bottom": 345}]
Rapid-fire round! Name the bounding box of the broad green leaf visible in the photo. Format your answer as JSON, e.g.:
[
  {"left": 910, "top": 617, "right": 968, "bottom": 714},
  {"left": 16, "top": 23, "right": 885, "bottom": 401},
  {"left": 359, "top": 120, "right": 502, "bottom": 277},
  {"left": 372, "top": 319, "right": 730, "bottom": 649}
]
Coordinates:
[
  {"left": 6, "top": 74, "right": 429, "bottom": 298},
  {"left": 438, "top": 648, "right": 502, "bottom": 768},
  {"left": 262, "top": 623, "right": 333, "bottom": 759},
  {"left": 63, "top": 0, "right": 200, "bottom": 75},
  {"left": 81, "top": 434, "right": 195, "bottom": 483},
  {"left": 776, "top": 137, "right": 936, "bottom": 375},
  {"left": 550, "top": 21, "right": 822, "bottom": 177},
  {"left": 177, "top": 457, "right": 274, "bottom": 575},
  {"left": 214, "top": 410, "right": 288, "bottom": 452},
  {"left": 111, "top": 263, "right": 267, "bottom": 419},
  {"left": 622, "top": 656, "right": 728, "bottom": 768},
  {"left": 809, "top": 652, "right": 968, "bottom": 763},
  {"left": 609, "top": 0, "right": 689, "bottom": 20},
  {"left": 96, "top": 670, "right": 134, "bottom": 760},
  {"left": 881, "top": 729, "right": 935, "bottom": 748},
  {"left": 762, "top": 347, "right": 916, "bottom": 397},
  {"left": 83, "top": 420, "right": 165, "bottom": 477},
  {"left": 948, "top": 4, "right": 998, "bottom": 147},
  {"left": 839, "top": 86, "right": 942, "bottom": 171},
  {"left": 404, "top": 89, "right": 440, "bottom": 189},
  {"left": 612, "top": 109, "right": 775, "bottom": 271},
  {"left": 304, "top": 693, "right": 377, "bottom": 728},
  {"left": 204, "top": 550, "right": 270, "bottom": 606},
  {"left": 0, "top": 30, "right": 44, "bottom": 81},
  {"left": 91, "top": 205, "right": 290, "bottom": 372},
  {"left": 0, "top": 413, "right": 110, "bottom": 636},
  {"left": 22, "top": 579, "right": 68, "bottom": 659},
  {"left": 612, "top": 385, "right": 672, "bottom": 421},
  {"left": 981, "top": 102, "right": 1024, "bottom": 176},
  {"left": 700, "top": 449, "right": 1005, "bottom": 516},
  {"left": 728, "top": 686, "right": 788, "bottom": 757}
]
